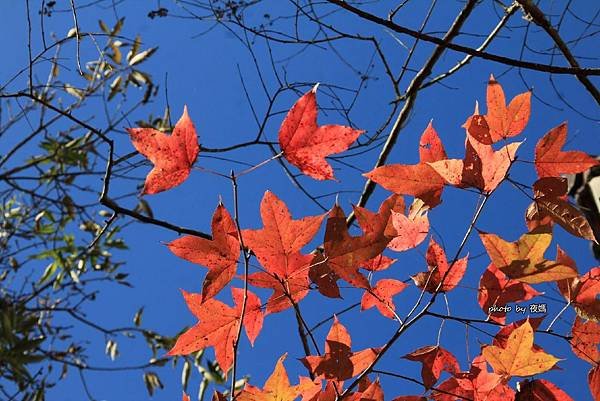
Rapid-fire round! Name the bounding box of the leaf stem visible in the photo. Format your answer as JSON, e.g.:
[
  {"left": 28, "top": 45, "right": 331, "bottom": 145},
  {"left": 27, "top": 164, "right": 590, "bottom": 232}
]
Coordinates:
[
  {"left": 545, "top": 301, "right": 571, "bottom": 332},
  {"left": 237, "top": 151, "right": 284, "bottom": 177}
]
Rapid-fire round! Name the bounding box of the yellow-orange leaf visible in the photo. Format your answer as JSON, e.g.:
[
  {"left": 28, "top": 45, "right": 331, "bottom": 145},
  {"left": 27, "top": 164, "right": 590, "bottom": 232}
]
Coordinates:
[
  {"left": 237, "top": 354, "right": 304, "bottom": 401},
  {"left": 479, "top": 228, "right": 577, "bottom": 284},
  {"left": 485, "top": 75, "right": 531, "bottom": 142},
  {"left": 482, "top": 320, "right": 560, "bottom": 377}
]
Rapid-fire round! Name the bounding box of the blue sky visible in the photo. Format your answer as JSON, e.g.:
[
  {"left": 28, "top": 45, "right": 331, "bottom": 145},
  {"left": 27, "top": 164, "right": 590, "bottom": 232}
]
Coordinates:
[{"left": 1, "top": 1, "right": 599, "bottom": 400}]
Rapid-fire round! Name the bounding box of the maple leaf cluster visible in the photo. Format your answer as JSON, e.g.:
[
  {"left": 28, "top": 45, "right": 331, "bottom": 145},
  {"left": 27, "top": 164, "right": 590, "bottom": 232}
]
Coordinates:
[{"left": 128, "top": 76, "right": 599, "bottom": 401}]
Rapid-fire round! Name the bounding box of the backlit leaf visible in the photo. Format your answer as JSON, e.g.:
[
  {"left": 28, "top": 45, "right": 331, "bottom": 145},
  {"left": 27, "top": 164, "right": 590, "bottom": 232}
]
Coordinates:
[
  {"left": 128, "top": 106, "right": 199, "bottom": 194},
  {"left": 482, "top": 320, "right": 560, "bottom": 377},
  {"left": 278, "top": 85, "right": 363, "bottom": 180},
  {"left": 534, "top": 122, "right": 599, "bottom": 178}
]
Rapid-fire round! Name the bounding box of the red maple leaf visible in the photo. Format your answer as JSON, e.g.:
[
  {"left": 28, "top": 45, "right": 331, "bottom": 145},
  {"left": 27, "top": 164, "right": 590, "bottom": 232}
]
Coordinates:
[
  {"left": 349, "top": 379, "right": 384, "bottom": 401},
  {"left": 278, "top": 85, "right": 363, "bottom": 180},
  {"left": 386, "top": 199, "right": 430, "bottom": 252},
  {"left": 353, "top": 194, "right": 405, "bottom": 242},
  {"left": 364, "top": 122, "right": 447, "bottom": 208},
  {"left": 556, "top": 247, "right": 600, "bottom": 321},
  {"left": 321, "top": 205, "right": 390, "bottom": 289},
  {"left": 354, "top": 194, "right": 428, "bottom": 253},
  {"left": 167, "top": 204, "right": 239, "bottom": 301},
  {"left": 127, "top": 106, "right": 199, "bottom": 194},
  {"left": 167, "top": 287, "right": 263, "bottom": 372},
  {"left": 570, "top": 316, "right": 600, "bottom": 365},
  {"left": 301, "top": 317, "right": 380, "bottom": 381},
  {"left": 534, "top": 122, "right": 599, "bottom": 178},
  {"left": 402, "top": 345, "right": 460, "bottom": 389},
  {"left": 462, "top": 102, "right": 493, "bottom": 145},
  {"left": 432, "top": 356, "right": 514, "bottom": 401},
  {"left": 321, "top": 196, "right": 402, "bottom": 297},
  {"left": 362, "top": 254, "right": 397, "bottom": 272},
  {"left": 515, "top": 379, "right": 575, "bottom": 401},
  {"left": 478, "top": 264, "right": 542, "bottom": 324},
  {"left": 309, "top": 252, "right": 342, "bottom": 299},
  {"left": 302, "top": 380, "right": 338, "bottom": 401},
  {"left": 361, "top": 278, "right": 407, "bottom": 319},
  {"left": 556, "top": 248, "right": 600, "bottom": 321},
  {"left": 412, "top": 238, "right": 468, "bottom": 293}
]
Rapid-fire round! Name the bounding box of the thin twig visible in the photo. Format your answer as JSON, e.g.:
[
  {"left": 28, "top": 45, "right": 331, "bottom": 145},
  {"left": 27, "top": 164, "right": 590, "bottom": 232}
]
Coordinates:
[
  {"left": 69, "top": 0, "right": 84, "bottom": 76},
  {"left": 229, "top": 170, "right": 251, "bottom": 401}
]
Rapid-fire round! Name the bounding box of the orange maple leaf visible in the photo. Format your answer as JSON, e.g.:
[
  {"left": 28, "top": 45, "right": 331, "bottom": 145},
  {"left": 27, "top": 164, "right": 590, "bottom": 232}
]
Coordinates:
[
  {"left": 428, "top": 134, "right": 521, "bottom": 193},
  {"left": 364, "top": 122, "right": 447, "bottom": 208},
  {"left": 485, "top": 75, "right": 531, "bottom": 142},
  {"left": 167, "top": 288, "right": 263, "bottom": 373},
  {"left": 243, "top": 191, "right": 324, "bottom": 277},
  {"left": 237, "top": 354, "right": 309, "bottom": 401},
  {"left": 243, "top": 191, "right": 324, "bottom": 313}
]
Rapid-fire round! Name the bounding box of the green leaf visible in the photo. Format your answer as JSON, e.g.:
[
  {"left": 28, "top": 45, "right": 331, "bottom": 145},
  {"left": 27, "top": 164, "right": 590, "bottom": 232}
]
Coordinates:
[{"left": 39, "top": 262, "right": 58, "bottom": 284}]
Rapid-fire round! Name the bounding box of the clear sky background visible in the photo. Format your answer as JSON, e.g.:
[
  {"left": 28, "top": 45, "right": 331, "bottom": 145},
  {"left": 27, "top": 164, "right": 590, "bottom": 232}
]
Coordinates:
[{"left": 1, "top": 1, "right": 599, "bottom": 400}]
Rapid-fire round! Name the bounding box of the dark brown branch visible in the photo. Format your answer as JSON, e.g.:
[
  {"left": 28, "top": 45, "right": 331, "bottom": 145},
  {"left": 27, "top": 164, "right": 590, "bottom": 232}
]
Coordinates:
[
  {"left": 516, "top": 0, "right": 600, "bottom": 104},
  {"left": 325, "top": 0, "right": 600, "bottom": 76},
  {"left": 346, "top": 0, "right": 478, "bottom": 226},
  {"left": 418, "top": 2, "right": 519, "bottom": 93}
]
